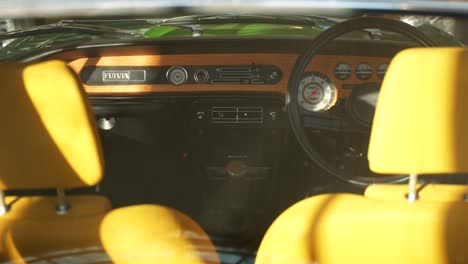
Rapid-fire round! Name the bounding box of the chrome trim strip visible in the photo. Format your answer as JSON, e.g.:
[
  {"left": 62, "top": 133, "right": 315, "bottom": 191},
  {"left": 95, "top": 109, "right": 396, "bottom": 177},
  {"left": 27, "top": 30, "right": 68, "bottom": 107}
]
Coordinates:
[{"left": 0, "top": 1, "right": 468, "bottom": 18}]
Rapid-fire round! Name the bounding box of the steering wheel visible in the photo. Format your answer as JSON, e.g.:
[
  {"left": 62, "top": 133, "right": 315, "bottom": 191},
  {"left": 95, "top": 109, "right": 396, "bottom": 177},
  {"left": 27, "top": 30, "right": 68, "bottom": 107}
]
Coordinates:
[{"left": 289, "top": 17, "right": 436, "bottom": 186}]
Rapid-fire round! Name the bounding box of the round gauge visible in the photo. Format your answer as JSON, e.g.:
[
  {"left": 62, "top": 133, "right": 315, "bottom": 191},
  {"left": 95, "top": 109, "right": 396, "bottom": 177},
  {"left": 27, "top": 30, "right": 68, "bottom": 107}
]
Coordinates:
[
  {"left": 356, "top": 63, "right": 373, "bottom": 80},
  {"left": 377, "top": 63, "right": 389, "bottom": 80},
  {"left": 334, "top": 63, "right": 352, "bottom": 80},
  {"left": 166, "top": 66, "right": 188, "bottom": 86},
  {"left": 298, "top": 72, "right": 337, "bottom": 112}
]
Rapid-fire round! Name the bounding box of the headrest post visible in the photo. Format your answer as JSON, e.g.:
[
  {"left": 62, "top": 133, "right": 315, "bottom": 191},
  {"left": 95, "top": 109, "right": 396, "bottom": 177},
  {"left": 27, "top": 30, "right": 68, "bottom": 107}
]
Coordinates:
[
  {"left": 55, "top": 188, "right": 70, "bottom": 215},
  {"left": 0, "top": 191, "right": 7, "bottom": 216},
  {"left": 407, "top": 173, "right": 419, "bottom": 203}
]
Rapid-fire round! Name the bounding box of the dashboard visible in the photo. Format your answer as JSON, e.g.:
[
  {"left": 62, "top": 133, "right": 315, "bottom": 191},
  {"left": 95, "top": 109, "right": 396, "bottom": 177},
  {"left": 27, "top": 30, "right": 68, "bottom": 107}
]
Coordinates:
[
  {"left": 48, "top": 38, "right": 400, "bottom": 115},
  {"left": 43, "top": 38, "right": 410, "bottom": 231},
  {"left": 61, "top": 52, "right": 389, "bottom": 97}
]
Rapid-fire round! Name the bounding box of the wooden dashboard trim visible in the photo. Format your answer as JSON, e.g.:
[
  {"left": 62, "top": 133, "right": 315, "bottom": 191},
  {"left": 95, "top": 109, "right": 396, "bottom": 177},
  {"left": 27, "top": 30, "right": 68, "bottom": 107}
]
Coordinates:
[
  {"left": 65, "top": 53, "right": 391, "bottom": 96},
  {"left": 67, "top": 54, "right": 297, "bottom": 95}
]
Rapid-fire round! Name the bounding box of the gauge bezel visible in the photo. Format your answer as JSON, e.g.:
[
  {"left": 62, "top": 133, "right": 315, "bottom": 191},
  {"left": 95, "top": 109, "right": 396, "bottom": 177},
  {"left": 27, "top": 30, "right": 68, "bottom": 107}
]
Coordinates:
[
  {"left": 355, "top": 63, "right": 373, "bottom": 80},
  {"left": 377, "top": 63, "right": 389, "bottom": 80},
  {"left": 334, "top": 63, "right": 352, "bottom": 80},
  {"left": 297, "top": 72, "right": 337, "bottom": 112},
  {"left": 166, "top": 66, "right": 188, "bottom": 86}
]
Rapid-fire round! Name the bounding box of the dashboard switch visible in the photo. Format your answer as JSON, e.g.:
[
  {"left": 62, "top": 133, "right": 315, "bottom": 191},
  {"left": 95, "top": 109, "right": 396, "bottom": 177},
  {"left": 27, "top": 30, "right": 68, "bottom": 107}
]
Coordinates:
[
  {"left": 269, "top": 112, "right": 277, "bottom": 121},
  {"left": 196, "top": 111, "right": 206, "bottom": 120},
  {"left": 270, "top": 71, "right": 280, "bottom": 80}
]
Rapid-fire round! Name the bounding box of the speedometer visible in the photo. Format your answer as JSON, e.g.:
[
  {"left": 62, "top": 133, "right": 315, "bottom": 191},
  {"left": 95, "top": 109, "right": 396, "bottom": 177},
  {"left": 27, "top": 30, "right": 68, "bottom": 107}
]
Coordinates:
[{"left": 298, "top": 72, "right": 337, "bottom": 112}]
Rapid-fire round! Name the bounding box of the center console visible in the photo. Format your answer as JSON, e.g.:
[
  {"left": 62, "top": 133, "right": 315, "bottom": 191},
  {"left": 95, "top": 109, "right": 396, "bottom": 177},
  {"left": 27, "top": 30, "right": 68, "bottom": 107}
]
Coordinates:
[
  {"left": 188, "top": 97, "right": 286, "bottom": 239},
  {"left": 94, "top": 94, "right": 287, "bottom": 241}
]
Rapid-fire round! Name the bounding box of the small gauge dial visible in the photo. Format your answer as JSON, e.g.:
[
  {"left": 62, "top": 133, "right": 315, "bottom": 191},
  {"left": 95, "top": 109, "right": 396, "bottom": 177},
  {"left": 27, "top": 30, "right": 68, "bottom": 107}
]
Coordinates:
[
  {"left": 298, "top": 72, "right": 337, "bottom": 112},
  {"left": 334, "top": 63, "right": 352, "bottom": 80},
  {"left": 166, "top": 66, "right": 188, "bottom": 86},
  {"left": 356, "top": 63, "right": 373, "bottom": 80},
  {"left": 377, "top": 63, "right": 389, "bottom": 80}
]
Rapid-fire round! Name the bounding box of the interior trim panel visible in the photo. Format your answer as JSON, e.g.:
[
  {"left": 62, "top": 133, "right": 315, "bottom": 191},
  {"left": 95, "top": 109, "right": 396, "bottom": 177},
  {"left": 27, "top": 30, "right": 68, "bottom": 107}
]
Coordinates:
[{"left": 64, "top": 52, "right": 391, "bottom": 96}]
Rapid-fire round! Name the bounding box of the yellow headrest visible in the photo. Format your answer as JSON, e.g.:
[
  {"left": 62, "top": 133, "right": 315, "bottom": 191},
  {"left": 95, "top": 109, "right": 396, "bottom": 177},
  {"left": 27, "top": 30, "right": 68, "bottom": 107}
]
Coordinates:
[
  {"left": 0, "top": 60, "right": 103, "bottom": 190},
  {"left": 369, "top": 48, "right": 468, "bottom": 175}
]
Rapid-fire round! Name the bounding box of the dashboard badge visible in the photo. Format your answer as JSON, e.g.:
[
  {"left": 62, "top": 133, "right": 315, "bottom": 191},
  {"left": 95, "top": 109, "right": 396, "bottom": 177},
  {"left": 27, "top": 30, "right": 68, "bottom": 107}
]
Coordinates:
[{"left": 102, "top": 70, "right": 146, "bottom": 82}]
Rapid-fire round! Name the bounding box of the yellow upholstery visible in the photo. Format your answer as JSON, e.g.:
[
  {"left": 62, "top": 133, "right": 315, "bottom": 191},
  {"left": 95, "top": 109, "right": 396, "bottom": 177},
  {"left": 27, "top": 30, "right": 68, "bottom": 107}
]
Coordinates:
[
  {"left": 0, "top": 60, "right": 112, "bottom": 262},
  {"left": 257, "top": 48, "right": 468, "bottom": 264},
  {"left": 0, "top": 196, "right": 111, "bottom": 262},
  {"left": 0, "top": 61, "right": 103, "bottom": 190},
  {"left": 365, "top": 184, "right": 468, "bottom": 201},
  {"left": 0, "top": 60, "right": 218, "bottom": 264},
  {"left": 256, "top": 193, "right": 468, "bottom": 264},
  {"left": 369, "top": 48, "right": 468, "bottom": 174},
  {"left": 100, "top": 205, "right": 220, "bottom": 264}
]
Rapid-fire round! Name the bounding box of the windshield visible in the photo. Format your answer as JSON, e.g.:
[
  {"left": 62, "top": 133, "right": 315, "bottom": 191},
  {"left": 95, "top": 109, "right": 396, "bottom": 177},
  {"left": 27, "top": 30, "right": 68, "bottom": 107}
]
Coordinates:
[
  {"left": 0, "top": 2, "right": 467, "bottom": 264},
  {"left": 0, "top": 14, "right": 462, "bottom": 61}
]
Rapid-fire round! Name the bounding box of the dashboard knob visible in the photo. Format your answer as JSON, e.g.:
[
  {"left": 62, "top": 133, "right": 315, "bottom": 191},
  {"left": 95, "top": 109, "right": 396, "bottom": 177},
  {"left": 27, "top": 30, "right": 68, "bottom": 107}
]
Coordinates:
[
  {"left": 97, "top": 117, "right": 116, "bottom": 130},
  {"left": 196, "top": 111, "right": 206, "bottom": 120},
  {"left": 166, "top": 66, "right": 188, "bottom": 86},
  {"left": 269, "top": 112, "right": 277, "bottom": 121}
]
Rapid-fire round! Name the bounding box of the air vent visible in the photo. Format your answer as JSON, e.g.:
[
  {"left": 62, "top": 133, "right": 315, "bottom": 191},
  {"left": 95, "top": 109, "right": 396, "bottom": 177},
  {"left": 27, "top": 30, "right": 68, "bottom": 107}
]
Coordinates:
[
  {"left": 217, "top": 67, "right": 254, "bottom": 73},
  {"left": 219, "top": 73, "right": 255, "bottom": 79},
  {"left": 211, "top": 79, "right": 250, "bottom": 84},
  {"left": 212, "top": 107, "right": 263, "bottom": 124}
]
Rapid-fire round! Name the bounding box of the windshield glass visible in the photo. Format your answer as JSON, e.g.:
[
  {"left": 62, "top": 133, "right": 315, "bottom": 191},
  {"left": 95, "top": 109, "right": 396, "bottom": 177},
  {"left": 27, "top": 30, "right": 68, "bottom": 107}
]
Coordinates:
[{"left": 0, "top": 14, "right": 462, "bottom": 60}]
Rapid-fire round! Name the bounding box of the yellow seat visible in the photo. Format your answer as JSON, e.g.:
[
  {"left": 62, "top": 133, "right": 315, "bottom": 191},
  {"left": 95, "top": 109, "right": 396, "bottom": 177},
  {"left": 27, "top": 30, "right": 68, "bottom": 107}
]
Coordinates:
[
  {"left": 100, "top": 205, "right": 219, "bottom": 264},
  {"left": 0, "top": 196, "right": 111, "bottom": 262},
  {"left": 256, "top": 193, "right": 468, "bottom": 264},
  {"left": 0, "top": 60, "right": 110, "bottom": 262},
  {"left": 0, "top": 60, "right": 219, "bottom": 264},
  {"left": 256, "top": 48, "right": 468, "bottom": 264}
]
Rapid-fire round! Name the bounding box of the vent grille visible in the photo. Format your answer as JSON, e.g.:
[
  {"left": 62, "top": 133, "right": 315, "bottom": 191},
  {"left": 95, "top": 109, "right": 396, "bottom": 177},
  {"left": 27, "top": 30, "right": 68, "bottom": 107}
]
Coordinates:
[
  {"left": 212, "top": 107, "right": 263, "bottom": 124},
  {"left": 211, "top": 79, "right": 249, "bottom": 84},
  {"left": 219, "top": 73, "right": 255, "bottom": 79},
  {"left": 217, "top": 67, "right": 254, "bottom": 73}
]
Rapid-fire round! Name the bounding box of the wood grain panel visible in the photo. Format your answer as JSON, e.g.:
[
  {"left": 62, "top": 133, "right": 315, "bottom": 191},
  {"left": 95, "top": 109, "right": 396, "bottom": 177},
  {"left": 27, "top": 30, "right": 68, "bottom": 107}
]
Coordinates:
[
  {"left": 67, "top": 54, "right": 297, "bottom": 95},
  {"left": 65, "top": 53, "right": 391, "bottom": 96},
  {"left": 306, "top": 55, "right": 390, "bottom": 98}
]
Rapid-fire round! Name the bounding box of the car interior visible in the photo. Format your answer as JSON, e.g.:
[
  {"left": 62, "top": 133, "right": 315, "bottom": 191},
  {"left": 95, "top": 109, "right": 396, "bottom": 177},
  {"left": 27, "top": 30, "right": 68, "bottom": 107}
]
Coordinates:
[{"left": 0, "top": 11, "right": 467, "bottom": 264}]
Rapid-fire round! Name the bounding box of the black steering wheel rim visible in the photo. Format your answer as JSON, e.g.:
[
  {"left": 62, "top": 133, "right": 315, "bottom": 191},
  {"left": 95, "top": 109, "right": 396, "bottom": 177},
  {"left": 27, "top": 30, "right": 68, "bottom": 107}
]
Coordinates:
[{"left": 288, "top": 17, "right": 436, "bottom": 186}]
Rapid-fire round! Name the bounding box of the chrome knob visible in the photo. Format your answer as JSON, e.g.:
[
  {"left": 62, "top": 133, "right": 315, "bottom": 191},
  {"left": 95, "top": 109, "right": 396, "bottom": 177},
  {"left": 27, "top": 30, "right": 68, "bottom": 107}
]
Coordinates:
[{"left": 97, "top": 117, "right": 116, "bottom": 130}]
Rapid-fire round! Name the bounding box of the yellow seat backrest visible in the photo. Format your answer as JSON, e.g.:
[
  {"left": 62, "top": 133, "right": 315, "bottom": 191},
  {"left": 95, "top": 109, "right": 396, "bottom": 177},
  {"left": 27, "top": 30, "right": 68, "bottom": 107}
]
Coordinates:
[
  {"left": 0, "top": 60, "right": 111, "bottom": 262},
  {"left": 0, "top": 60, "right": 103, "bottom": 190},
  {"left": 0, "top": 60, "right": 219, "bottom": 263},
  {"left": 256, "top": 48, "right": 468, "bottom": 264}
]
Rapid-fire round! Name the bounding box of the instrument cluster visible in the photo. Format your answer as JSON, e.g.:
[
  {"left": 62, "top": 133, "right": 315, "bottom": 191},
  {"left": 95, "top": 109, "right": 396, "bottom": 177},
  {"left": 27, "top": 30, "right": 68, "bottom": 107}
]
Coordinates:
[
  {"left": 299, "top": 61, "right": 389, "bottom": 112},
  {"left": 333, "top": 63, "right": 388, "bottom": 81}
]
